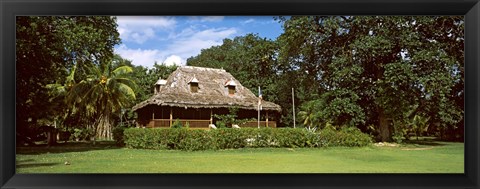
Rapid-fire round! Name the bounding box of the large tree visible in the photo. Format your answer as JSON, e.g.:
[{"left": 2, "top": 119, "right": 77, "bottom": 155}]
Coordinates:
[
  {"left": 49, "top": 59, "right": 137, "bottom": 140},
  {"left": 16, "top": 16, "right": 120, "bottom": 140},
  {"left": 187, "top": 33, "right": 280, "bottom": 102},
  {"left": 74, "top": 62, "right": 137, "bottom": 140},
  {"left": 277, "top": 16, "right": 463, "bottom": 141}
]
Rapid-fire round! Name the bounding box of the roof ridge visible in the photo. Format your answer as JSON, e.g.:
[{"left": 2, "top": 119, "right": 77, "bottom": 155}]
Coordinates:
[{"left": 181, "top": 66, "right": 225, "bottom": 72}]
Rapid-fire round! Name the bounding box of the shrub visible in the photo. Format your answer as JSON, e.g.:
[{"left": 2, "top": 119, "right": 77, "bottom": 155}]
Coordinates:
[
  {"left": 171, "top": 119, "right": 183, "bottom": 128},
  {"left": 112, "top": 126, "right": 127, "bottom": 146},
  {"left": 215, "top": 120, "right": 227, "bottom": 128},
  {"left": 69, "top": 128, "right": 94, "bottom": 141},
  {"left": 124, "top": 127, "right": 372, "bottom": 151},
  {"left": 318, "top": 126, "right": 373, "bottom": 147}
]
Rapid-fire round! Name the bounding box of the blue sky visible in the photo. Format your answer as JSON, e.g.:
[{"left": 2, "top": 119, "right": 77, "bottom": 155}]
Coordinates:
[{"left": 114, "top": 16, "right": 284, "bottom": 68}]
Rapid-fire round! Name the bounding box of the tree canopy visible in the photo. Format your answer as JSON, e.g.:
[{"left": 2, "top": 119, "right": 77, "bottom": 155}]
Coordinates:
[
  {"left": 276, "top": 16, "right": 463, "bottom": 141},
  {"left": 187, "top": 16, "right": 464, "bottom": 142},
  {"left": 16, "top": 16, "right": 121, "bottom": 140}
]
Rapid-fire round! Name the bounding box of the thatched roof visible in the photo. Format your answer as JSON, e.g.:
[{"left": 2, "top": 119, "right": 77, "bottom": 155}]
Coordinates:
[{"left": 132, "top": 66, "right": 281, "bottom": 112}]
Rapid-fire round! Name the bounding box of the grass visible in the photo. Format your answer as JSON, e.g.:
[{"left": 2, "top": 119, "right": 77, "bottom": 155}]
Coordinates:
[{"left": 16, "top": 140, "right": 464, "bottom": 173}]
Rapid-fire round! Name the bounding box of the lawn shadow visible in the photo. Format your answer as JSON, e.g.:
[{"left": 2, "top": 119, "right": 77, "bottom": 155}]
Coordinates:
[
  {"left": 16, "top": 159, "right": 35, "bottom": 163},
  {"left": 16, "top": 162, "right": 60, "bottom": 169},
  {"left": 404, "top": 138, "right": 446, "bottom": 146},
  {"left": 16, "top": 141, "right": 122, "bottom": 155}
]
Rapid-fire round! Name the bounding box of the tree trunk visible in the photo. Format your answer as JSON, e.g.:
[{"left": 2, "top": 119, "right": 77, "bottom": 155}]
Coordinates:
[
  {"left": 46, "top": 130, "right": 57, "bottom": 146},
  {"left": 378, "top": 108, "right": 392, "bottom": 142},
  {"left": 96, "top": 114, "right": 113, "bottom": 140}
]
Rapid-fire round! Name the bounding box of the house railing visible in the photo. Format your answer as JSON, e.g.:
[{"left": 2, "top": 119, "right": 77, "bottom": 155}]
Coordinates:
[
  {"left": 147, "top": 119, "right": 211, "bottom": 128},
  {"left": 241, "top": 121, "right": 277, "bottom": 128},
  {"left": 145, "top": 119, "right": 276, "bottom": 128}
]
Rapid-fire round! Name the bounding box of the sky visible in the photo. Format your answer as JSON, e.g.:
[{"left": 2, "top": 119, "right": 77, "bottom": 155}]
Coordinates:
[{"left": 114, "top": 16, "right": 284, "bottom": 68}]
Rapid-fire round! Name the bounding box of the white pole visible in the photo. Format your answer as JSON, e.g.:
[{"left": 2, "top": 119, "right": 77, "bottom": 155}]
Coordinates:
[
  {"left": 292, "top": 88, "right": 296, "bottom": 128},
  {"left": 258, "top": 103, "right": 260, "bottom": 129},
  {"left": 258, "top": 86, "right": 261, "bottom": 129}
]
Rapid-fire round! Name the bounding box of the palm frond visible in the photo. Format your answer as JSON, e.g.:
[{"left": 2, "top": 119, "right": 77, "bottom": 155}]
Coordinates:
[
  {"left": 118, "top": 83, "right": 136, "bottom": 100},
  {"left": 113, "top": 65, "right": 133, "bottom": 76},
  {"left": 113, "top": 77, "right": 138, "bottom": 90},
  {"left": 45, "top": 83, "right": 66, "bottom": 95},
  {"left": 66, "top": 64, "right": 77, "bottom": 85}
]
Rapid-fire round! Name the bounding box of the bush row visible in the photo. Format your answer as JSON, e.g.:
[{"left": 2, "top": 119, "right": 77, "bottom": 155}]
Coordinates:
[{"left": 123, "top": 127, "right": 373, "bottom": 151}]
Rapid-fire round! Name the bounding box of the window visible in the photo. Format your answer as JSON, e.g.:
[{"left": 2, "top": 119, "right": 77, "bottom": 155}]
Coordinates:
[
  {"left": 190, "top": 83, "right": 199, "bottom": 93},
  {"left": 154, "top": 79, "right": 167, "bottom": 94},
  {"left": 225, "top": 78, "right": 236, "bottom": 96},
  {"left": 189, "top": 75, "right": 199, "bottom": 93},
  {"left": 228, "top": 85, "right": 235, "bottom": 95}
]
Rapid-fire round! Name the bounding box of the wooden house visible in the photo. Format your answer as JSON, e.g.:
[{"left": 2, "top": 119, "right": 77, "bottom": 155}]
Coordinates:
[{"left": 132, "top": 66, "right": 281, "bottom": 129}]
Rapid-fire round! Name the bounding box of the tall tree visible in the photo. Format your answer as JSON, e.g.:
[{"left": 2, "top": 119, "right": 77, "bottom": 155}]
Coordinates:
[
  {"left": 277, "top": 16, "right": 463, "bottom": 141},
  {"left": 16, "top": 16, "right": 120, "bottom": 140},
  {"left": 187, "top": 33, "right": 280, "bottom": 103},
  {"left": 56, "top": 61, "right": 137, "bottom": 140}
]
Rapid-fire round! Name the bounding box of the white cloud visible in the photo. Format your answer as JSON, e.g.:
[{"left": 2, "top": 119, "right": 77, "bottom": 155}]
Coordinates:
[
  {"left": 163, "top": 55, "right": 183, "bottom": 66},
  {"left": 117, "top": 16, "right": 176, "bottom": 44},
  {"left": 188, "top": 16, "right": 225, "bottom": 22},
  {"left": 200, "top": 16, "right": 225, "bottom": 22},
  {"left": 163, "top": 28, "right": 237, "bottom": 61},
  {"left": 241, "top": 18, "right": 255, "bottom": 25},
  {"left": 115, "top": 17, "right": 238, "bottom": 68},
  {"left": 114, "top": 45, "right": 164, "bottom": 68},
  {"left": 190, "top": 28, "right": 237, "bottom": 40},
  {"left": 240, "top": 18, "right": 278, "bottom": 26}
]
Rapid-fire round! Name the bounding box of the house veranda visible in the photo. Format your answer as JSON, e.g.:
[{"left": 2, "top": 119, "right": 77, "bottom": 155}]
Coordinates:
[{"left": 132, "top": 66, "right": 281, "bottom": 129}]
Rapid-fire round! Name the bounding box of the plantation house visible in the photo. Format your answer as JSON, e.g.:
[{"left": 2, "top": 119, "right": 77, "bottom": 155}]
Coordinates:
[{"left": 132, "top": 66, "right": 281, "bottom": 128}]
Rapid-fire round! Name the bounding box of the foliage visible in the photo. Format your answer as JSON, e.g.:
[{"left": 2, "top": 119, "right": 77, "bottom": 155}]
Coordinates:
[
  {"left": 392, "top": 114, "right": 431, "bottom": 143},
  {"left": 112, "top": 125, "right": 129, "bottom": 146},
  {"left": 298, "top": 90, "right": 366, "bottom": 130},
  {"left": 298, "top": 100, "right": 321, "bottom": 130},
  {"left": 124, "top": 127, "right": 373, "bottom": 151},
  {"left": 130, "top": 62, "right": 178, "bottom": 104},
  {"left": 47, "top": 60, "right": 137, "bottom": 140},
  {"left": 318, "top": 126, "right": 373, "bottom": 147},
  {"left": 186, "top": 34, "right": 284, "bottom": 122},
  {"left": 392, "top": 120, "right": 408, "bottom": 143},
  {"left": 411, "top": 114, "right": 430, "bottom": 140},
  {"left": 276, "top": 16, "right": 463, "bottom": 141},
  {"left": 111, "top": 59, "right": 177, "bottom": 124},
  {"left": 213, "top": 107, "right": 253, "bottom": 128},
  {"left": 70, "top": 128, "right": 94, "bottom": 141},
  {"left": 171, "top": 119, "right": 183, "bottom": 128},
  {"left": 16, "top": 16, "right": 120, "bottom": 140},
  {"left": 186, "top": 16, "right": 463, "bottom": 141},
  {"left": 187, "top": 34, "right": 279, "bottom": 101}
]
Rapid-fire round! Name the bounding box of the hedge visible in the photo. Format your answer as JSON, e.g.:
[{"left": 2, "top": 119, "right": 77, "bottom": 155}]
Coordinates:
[{"left": 123, "top": 127, "right": 373, "bottom": 151}]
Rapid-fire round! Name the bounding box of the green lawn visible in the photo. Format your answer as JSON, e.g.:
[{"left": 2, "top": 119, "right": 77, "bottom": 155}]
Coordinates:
[{"left": 16, "top": 140, "right": 464, "bottom": 173}]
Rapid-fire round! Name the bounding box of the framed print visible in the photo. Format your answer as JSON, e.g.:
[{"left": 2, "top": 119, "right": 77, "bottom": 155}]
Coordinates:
[{"left": 1, "top": 0, "right": 479, "bottom": 188}]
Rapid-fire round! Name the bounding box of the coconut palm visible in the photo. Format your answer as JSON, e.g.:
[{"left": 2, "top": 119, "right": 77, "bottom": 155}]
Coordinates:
[
  {"left": 298, "top": 100, "right": 320, "bottom": 130},
  {"left": 48, "top": 61, "right": 137, "bottom": 140},
  {"left": 71, "top": 62, "right": 136, "bottom": 140}
]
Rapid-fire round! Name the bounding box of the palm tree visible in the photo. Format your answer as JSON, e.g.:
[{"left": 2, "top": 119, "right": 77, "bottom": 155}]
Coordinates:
[
  {"left": 71, "top": 61, "right": 137, "bottom": 140},
  {"left": 48, "top": 61, "right": 137, "bottom": 140},
  {"left": 298, "top": 100, "right": 320, "bottom": 130}
]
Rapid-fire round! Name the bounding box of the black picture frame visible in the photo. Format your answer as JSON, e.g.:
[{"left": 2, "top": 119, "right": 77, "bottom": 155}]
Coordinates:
[{"left": 1, "top": 0, "right": 479, "bottom": 188}]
